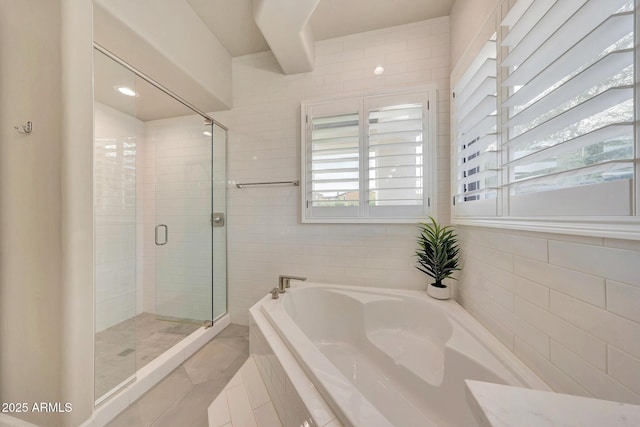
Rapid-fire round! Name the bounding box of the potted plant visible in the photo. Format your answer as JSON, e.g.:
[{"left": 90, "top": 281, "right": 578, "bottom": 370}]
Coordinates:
[{"left": 415, "top": 217, "right": 460, "bottom": 300}]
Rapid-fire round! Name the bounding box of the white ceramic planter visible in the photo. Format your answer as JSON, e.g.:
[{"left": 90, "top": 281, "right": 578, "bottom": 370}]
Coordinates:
[{"left": 427, "top": 283, "right": 451, "bottom": 300}]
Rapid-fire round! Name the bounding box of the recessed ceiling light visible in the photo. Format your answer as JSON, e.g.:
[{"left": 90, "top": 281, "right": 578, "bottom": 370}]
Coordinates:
[
  {"left": 373, "top": 66, "right": 385, "bottom": 75},
  {"left": 117, "top": 86, "right": 136, "bottom": 97}
]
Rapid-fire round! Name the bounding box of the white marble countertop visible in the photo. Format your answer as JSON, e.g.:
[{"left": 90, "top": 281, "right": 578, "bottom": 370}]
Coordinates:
[{"left": 465, "top": 380, "right": 640, "bottom": 427}]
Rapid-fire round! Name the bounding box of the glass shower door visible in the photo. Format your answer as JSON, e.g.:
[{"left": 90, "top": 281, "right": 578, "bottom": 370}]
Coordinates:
[
  {"left": 93, "top": 50, "right": 138, "bottom": 402},
  {"left": 153, "top": 117, "right": 215, "bottom": 324},
  {"left": 212, "top": 123, "right": 227, "bottom": 321}
]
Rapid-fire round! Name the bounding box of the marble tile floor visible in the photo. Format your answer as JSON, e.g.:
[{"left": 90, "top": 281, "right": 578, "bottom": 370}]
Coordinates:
[
  {"left": 105, "top": 324, "right": 249, "bottom": 427},
  {"left": 95, "top": 312, "right": 202, "bottom": 399},
  {"left": 208, "top": 357, "right": 282, "bottom": 427}
]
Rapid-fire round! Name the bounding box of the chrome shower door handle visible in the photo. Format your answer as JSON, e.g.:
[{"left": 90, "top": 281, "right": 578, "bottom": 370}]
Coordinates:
[{"left": 155, "top": 224, "right": 168, "bottom": 246}]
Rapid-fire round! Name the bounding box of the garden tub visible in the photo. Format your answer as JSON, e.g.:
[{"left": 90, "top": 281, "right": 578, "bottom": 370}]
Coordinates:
[{"left": 256, "top": 282, "right": 549, "bottom": 426}]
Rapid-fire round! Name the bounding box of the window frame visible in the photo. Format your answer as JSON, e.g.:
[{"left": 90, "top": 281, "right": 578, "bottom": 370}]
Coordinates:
[
  {"left": 450, "top": 0, "right": 640, "bottom": 240},
  {"left": 301, "top": 86, "right": 438, "bottom": 224}
]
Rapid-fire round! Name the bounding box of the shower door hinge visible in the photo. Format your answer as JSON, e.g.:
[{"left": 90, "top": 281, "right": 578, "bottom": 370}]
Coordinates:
[
  {"left": 427, "top": 100, "right": 430, "bottom": 109},
  {"left": 428, "top": 197, "right": 431, "bottom": 207}
]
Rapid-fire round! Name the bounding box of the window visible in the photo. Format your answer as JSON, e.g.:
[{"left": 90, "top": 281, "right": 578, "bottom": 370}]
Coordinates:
[
  {"left": 502, "top": 0, "right": 634, "bottom": 216},
  {"left": 453, "top": 38, "right": 498, "bottom": 217},
  {"left": 452, "top": 0, "right": 639, "bottom": 236},
  {"left": 301, "top": 88, "right": 436, "bottom": 223}
]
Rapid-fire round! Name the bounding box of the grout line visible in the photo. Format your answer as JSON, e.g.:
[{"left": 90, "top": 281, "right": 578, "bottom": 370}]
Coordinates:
[
  {"left": 253, "top": 399, "right": 274, "bottom": 412},
  {"left": 228, "top": 382, "right": 244, "bottom": 391},
  {"left": 546, "top": 238, "right": 550, "bottom": 263},
  {"left": 224, "top": 390, "right": 233, "bottom": 427}
]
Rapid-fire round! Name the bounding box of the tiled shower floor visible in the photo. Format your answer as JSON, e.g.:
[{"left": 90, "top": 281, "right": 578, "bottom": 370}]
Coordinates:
[{"left": 95, "top": 312, "right": 201, "bottom": 399}]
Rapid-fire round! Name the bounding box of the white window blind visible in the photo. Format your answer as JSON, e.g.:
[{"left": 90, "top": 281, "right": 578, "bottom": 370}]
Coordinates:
[
  {"left": 502, "top": 0, "right": 635, "bottom": 216},
  {"left": 307, "top": 99, "right": 362, "bottom": 218},
  {"left": 302, "top": 88, "right": 435, "bottom": 223},
  {"left": 453, "top": 38, "right": 498, "bottom": 216},
  {"left": 367, "top": 93, "right": 428, "bottom": 218}
]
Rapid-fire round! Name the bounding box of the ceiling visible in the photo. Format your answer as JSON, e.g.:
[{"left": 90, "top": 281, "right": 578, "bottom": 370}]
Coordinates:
[
  {"left": 187, "top": 0, "right": 270, "bottom": 58},
  {"left": 95, "top": 0, "right": 454, "bottom": 121},
  {"left": 310, "top": 0, "right": 453, "bottom": 42},
  {"left": 94, "top": 50, "right": 195, "bottom": 122},
  {"left": 188, "top": 0, "right": 454, "bottom": 57}
]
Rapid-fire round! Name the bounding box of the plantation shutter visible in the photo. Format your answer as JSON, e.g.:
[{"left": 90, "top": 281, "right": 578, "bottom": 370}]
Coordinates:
[
  {"left": 305, "top": 99, "right": 362, "bottom": 218},
  {"left": 302, "top": 88, "right": 434, "bottom": 222},
  {"left": 453, "top": 38, "right": 498, "bottom": 216},
  {"left": 366, "top": 92, "right": 429, "bottom": 218},
  {"left": 502, "top": 0, "right": 635, "bottom": 216}
]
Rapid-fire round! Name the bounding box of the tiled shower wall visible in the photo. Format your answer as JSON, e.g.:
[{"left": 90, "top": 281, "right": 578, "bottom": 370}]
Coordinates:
[
  {"left": 141, "top": 118, "right": 156, "bottom": 314},
  {"left": 144, "top": 116, "right": 216, "bottom": 321},
  {"left": 456, "top": 226, "right": 640, "bottom": 404},
  {"left": 97, "top": 104, "right": 224, "bottom": 326},
  {"left": 94, "top": 102, "right": 143, "bottom": 331},
  {"left": 213, "top": 17, "right": 452, "bottom": 325}
]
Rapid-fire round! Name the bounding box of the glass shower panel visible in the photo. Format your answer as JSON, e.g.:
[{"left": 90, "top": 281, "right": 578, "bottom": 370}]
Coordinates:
[
  {"left": 93, "top": 50, "right": 138, "bottom": 402},
  {"left": 153, "top": 117, "right": 213, "bottom": 323},
  {"left": 212, "top": 123, "right": 227, "bottom": 321},
  {"left": 94, "top": 46, "right": 228, "bottom": 406}
]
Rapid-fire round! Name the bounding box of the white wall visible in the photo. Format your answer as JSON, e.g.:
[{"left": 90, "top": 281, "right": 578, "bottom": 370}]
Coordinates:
[
  {"left": 0, "top": 1, "right": 64, "bottom": 426},
  {"left": 214, "top": 17, "right": 451, "bottom": 325},
  {"left": 59, "top": 0, "right": 95, "bottom": 424},
  {"left": 450, "top": 0, "right": 640, "bottom": 405},
  {"left": 449, "top": 0, "right": 505, "bottom": 70},
  {"left": 0, "top": 1, "right": 95, "bottom": 425}
]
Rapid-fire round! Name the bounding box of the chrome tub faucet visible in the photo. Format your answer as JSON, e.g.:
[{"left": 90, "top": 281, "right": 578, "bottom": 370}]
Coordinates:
[{"left": 278, "top": 275, "right": 307, "bottom": 293}]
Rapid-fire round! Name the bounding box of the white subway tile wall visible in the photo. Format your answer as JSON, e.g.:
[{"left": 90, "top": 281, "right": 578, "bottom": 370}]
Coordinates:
[
  {"left": 142, "top": 119, "right": 157, "bottom": 314},
  {"left": 94, "top": 102, "right": 143, "bottom": 332},
  {"left": 98, "top": 107, "right": 224, "bottom": 324},
  {"left": 212, "top": 17, "right": 451, "bottom": 325},
  {"left": 456, "top": 226, "right": 640, "bottom": 404},
  {"left": 145, "top": 116, "right": 215, "bottom": 321}
]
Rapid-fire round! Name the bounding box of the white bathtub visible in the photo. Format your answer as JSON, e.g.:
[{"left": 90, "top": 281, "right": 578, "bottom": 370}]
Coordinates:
[{"left": 257, "top": 283, "right": 549, "bottom": 427}]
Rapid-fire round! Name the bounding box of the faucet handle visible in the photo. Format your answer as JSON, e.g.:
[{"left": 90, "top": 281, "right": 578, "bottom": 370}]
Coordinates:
[{"left": 270, "top": 288, "right": 280, "bottom": 299}]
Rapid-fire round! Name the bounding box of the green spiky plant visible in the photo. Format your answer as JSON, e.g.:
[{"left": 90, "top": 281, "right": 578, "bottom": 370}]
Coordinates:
[{"left": 416, "top": 217, "right": 460, "bottom": 288}]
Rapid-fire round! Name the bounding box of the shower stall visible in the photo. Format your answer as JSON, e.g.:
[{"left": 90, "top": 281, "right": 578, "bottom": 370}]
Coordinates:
[{"left": 93, "top": 47, "right": 228, "bottom": 402}]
